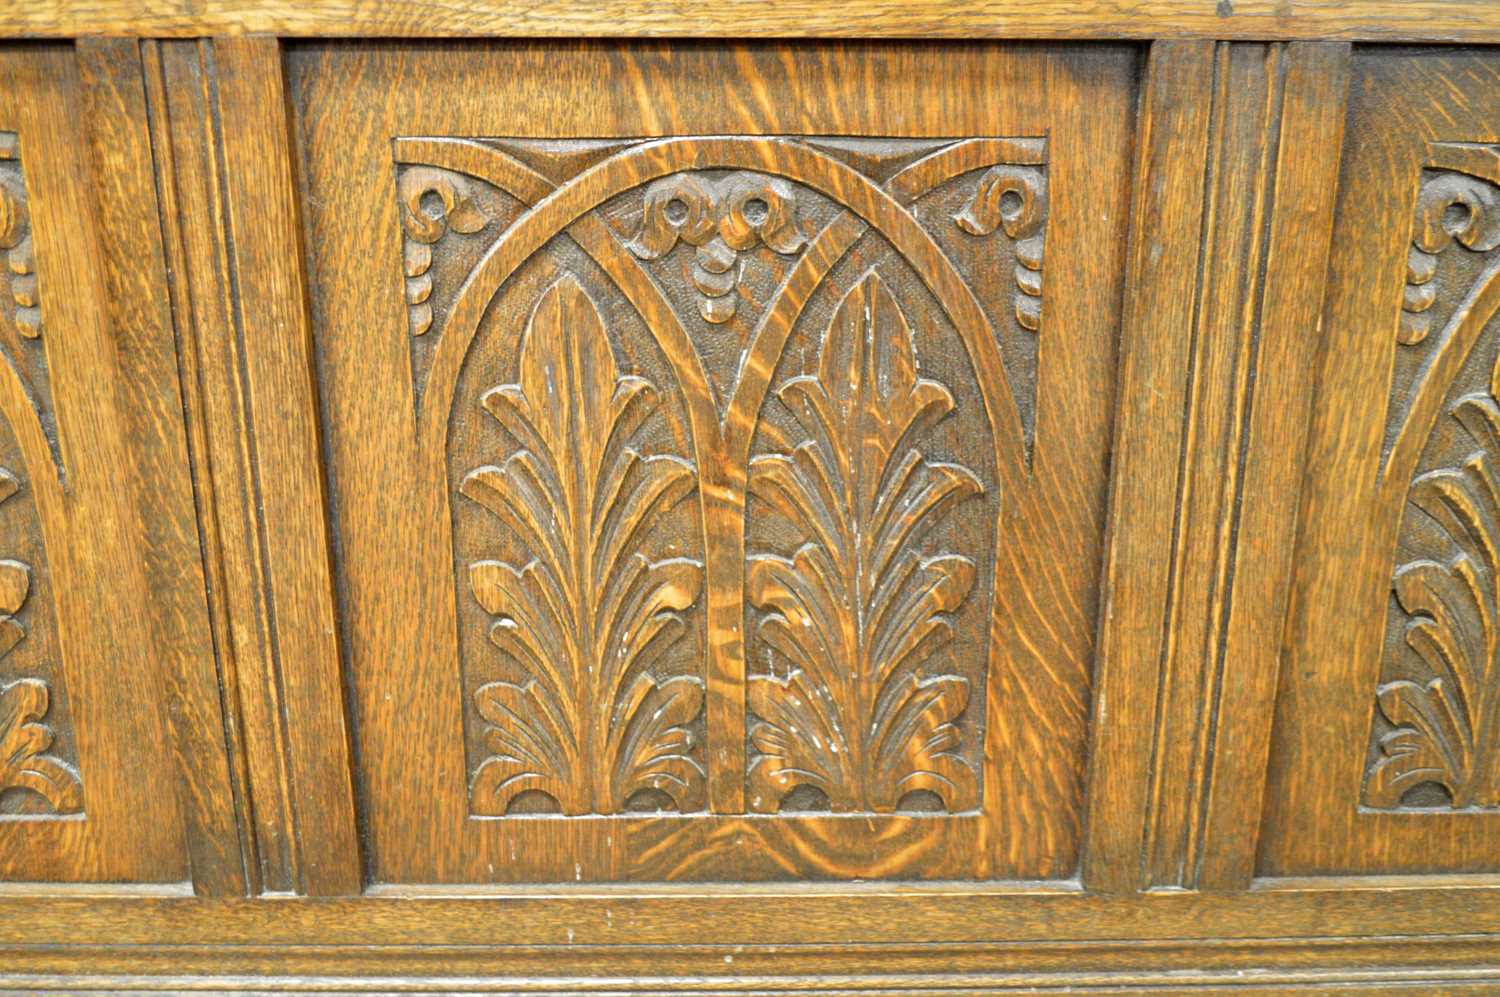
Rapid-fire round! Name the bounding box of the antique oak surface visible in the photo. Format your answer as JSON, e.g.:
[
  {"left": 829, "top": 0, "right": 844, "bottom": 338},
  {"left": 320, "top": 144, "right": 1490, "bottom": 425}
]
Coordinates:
[{"left": 1, "top": 5, "right": 1500, "bottom": 992}]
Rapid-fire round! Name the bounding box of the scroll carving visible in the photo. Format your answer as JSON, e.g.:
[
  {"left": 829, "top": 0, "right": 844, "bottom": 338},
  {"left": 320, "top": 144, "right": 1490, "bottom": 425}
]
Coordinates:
[
  {"left": 745, "top": 271, "right": 982, "bottom": 813},
  {"left": 954, "top": 164, "right": 1047, "bottom": 334},
  {"left": 397, "top": 166, "right": 490, "bottom": 336},
  {"left": 460, "top": 276, "right": 705, "bottom": 815},
  {"left": 1400, "top": 171, "right": 1500, "bottom": 346}
]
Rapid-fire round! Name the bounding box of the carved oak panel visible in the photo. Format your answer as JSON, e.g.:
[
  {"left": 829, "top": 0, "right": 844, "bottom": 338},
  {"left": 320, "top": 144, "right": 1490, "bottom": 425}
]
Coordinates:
[
  {"left": 0, "top": 130, "right": 76, "bottom": 819},
  {"left": 398, "top": 136, "right": 1045, "bottom": 822},
  {"left": 295, "top": 42, "right": 1134, "bottom": 882},
  {"left": 0, "top": 47, "right": 188, "bottom": 882},
  {"left": 1261, "top": 50, "right": 1500, "bottom": 876}
]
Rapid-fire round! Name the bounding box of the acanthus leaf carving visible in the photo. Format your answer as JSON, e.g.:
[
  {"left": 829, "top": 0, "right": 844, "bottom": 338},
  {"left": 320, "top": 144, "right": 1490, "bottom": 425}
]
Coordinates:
[
  {"left": 0, "top": 465, "right": 78, "bottom": 816},
  {"left": 745, "top": 270, "right": 982, "bottom": 814},
  {"left": 1368, "top": 393, "right": 1500, "bottom": 808},
  {"left": 0, "top": 677, "right": 80, "bottom": 815},
  {"left": 461, "top": 275, "right": 706, "bottom": 816}
]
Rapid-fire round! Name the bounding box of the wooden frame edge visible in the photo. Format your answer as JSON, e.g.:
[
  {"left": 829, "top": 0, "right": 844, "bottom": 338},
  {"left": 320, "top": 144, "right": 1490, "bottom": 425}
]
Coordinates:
[{"left": 3, "top": 1, "right": 1500, "bottom": 42}]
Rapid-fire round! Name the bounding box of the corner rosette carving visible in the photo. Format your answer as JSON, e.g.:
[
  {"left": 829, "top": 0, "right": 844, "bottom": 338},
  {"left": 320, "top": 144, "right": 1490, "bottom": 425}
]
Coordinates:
[
  {"left": 953, "top": 164, "right": 1047, "bottom": 334},
  {"left": 746, "top": 270, "right": 983, "bottom": 814},
  {"left": 628, "top": 172, "right": 808, "bottom": 325},
  {"left": 1401, "top": 170, "right": 1500, "bottom": 345},
  {"left": 396, "top": 165, "right": 490, "bottom": 336},
  {"left": 1368, "top": 393, "right": 1500, "bottom": 808},
  {"left": 460, "top": 275, "right": 706, "bottom": 815}
]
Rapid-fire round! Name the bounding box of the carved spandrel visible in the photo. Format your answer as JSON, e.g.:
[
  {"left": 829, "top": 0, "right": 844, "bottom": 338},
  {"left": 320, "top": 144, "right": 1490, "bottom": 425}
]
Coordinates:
[
  {"left": 408, "top": 136, "right": 1043, "bottom": 818},
  {"left": 1367, "top": 144, "right": 1500, "bottom": 810}
]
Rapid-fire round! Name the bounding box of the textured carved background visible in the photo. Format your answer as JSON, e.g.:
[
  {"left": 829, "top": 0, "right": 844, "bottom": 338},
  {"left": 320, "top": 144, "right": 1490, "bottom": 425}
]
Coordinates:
[
  {"left": 396, "top": 136, "right": 1045, "bottom": 818},
  {"left": 1368, "top": 144, "right": 1500, "bottom": 811}
]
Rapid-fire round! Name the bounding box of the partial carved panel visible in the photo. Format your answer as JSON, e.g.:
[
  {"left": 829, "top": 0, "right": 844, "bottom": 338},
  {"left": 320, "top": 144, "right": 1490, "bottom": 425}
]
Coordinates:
[
  {"left": 0, "top": 133, "right": 58, "bottom": 471},
  {"left": 1367, "top": 144, "right": 1500, "bottom": 810},
  {"left": 404, "top": 136, "right": 1043, "bottom": 820},
  {"left": 0, "top": 452, "right": 75, "bottom": 817}
]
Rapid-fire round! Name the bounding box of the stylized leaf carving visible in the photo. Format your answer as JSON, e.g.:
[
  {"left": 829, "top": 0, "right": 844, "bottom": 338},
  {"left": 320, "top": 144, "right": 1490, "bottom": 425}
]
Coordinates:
[
  {"left": 460, "top": 276, "right": 705, "bottom": 815},
  {"left": 746, "top": 270, "right": 983, "bottom": 813},
  {"left": 1368, "top": 393, "right": 1500, "bottom": 807},
  {"left": 0, "top": 678, "right": 80, "bottom": 814}
]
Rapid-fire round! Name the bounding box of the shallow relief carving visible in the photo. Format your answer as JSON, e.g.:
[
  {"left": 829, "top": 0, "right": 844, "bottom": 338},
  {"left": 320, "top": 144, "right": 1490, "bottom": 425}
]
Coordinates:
[
  {"left": 1367, "top": 144, "right": 1500, "bottom": 810},
  {"left": 0, "top": 132, "right": 76, "bottom": 817},
  {"left": 394, "top": 135, "right": 1047, "bottom": 818}
]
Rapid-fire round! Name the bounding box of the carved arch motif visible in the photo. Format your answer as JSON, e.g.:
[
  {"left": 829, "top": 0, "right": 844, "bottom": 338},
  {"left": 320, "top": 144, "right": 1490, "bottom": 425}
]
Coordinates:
[{"left": 394, "top": 135, "right": 1047, "bottom": 816}]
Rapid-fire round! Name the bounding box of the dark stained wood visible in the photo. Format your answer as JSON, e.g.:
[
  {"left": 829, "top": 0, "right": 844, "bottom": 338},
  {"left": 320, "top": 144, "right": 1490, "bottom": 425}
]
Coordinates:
[
  {"left": 1261, "top": 48, "right": 1500, "bottom": 877},
  {"left": 6, "top": 0, "right": 1500, "bottom": 41}
]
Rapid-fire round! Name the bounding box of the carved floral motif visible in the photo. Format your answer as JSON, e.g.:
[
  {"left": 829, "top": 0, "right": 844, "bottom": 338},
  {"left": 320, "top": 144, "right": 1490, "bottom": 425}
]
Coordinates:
[
  {"left": 627, "top": 173, "right": 808, "bottom": 324},
  {"left": 461, "top": 276, "right": 705, "bottom": 815},
  {"left": 745, "top": 271, "right": 982, "bottom": 813}
]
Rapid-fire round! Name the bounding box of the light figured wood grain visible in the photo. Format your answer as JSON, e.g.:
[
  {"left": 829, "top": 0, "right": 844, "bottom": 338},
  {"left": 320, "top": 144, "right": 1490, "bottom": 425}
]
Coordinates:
[
  {"left": 4, "top": 0, "right": 1500, "bottom": 41},
  {"left": 1262, "top": 48, "right": 1500, "bottom": 877},
  {"left": 75, "top": 37, "right": 250, "bottom": 897},
  {"left": 144, "top": 37, "right": 360, "bottom": 895},
  {"left": 0, "top": 44, "right": 187, "bottom": 882},
  {"left": 297, "top": 40, "right": 1132, "bottom": 882},
  {"left": 1087, "top": 40, "right": 1347, "bottom": 893}
]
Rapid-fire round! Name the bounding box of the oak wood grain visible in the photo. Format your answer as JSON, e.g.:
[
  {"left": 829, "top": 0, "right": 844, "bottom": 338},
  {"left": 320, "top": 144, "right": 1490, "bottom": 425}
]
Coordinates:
[
  {"left": 0, "top": 43, "right": 188, "bottom": 883},
  {"left": 3, "top": 0, "right": 1500, "bottom": 41},
  {"left": 1, "top": 879, "right": 1500, "bottom": 988},
  {"left": 1261, "top": 47, "right": 1500, "bottom": 877},
  {"left": 294, "top": 38, "right": 1133, "bottom": 883},
  {"left": 144, "top": 37, "right": 360, "bottom": 895},
  {"left": 75, "top": 36, "right": 250, "bottom": 898}
]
